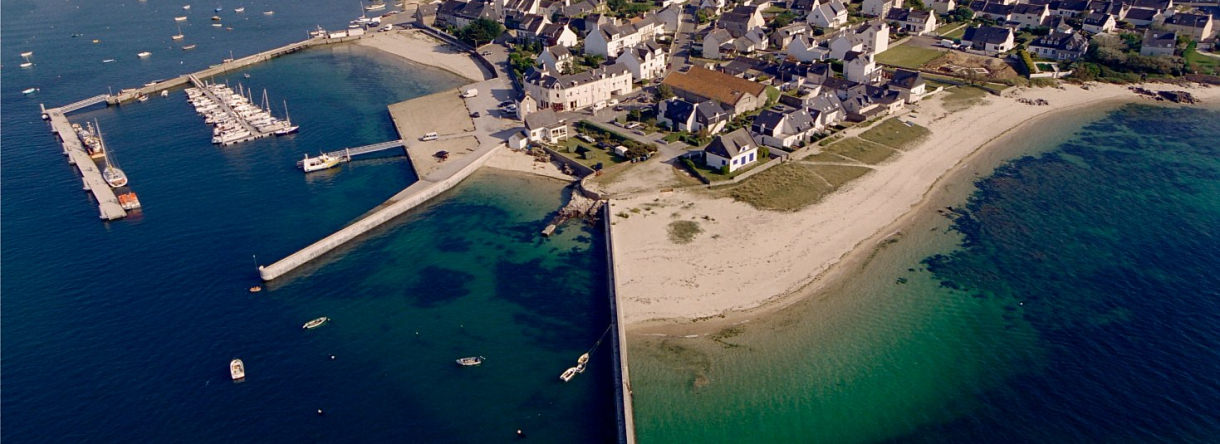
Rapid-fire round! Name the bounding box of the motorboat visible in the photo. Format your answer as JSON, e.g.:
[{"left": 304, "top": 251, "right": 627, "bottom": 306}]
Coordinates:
[
  {"left": 302, "top": 316, "right": 331, "bottom": 329},
  {"left": 560, "top": 366, "right": 580, "bottom": 382},
  {"left": 20, "top": 62, "right": 33, "bottom": 68},
  {"left": 22, "top": 87, "right": 39, "bottom": 95},
  {"left": 263, "top": 10, "right": 274, "bottom": 15},
  {"left": 365, "top": 1, "right": 387, "bottom": 11},
  {"left": 21, "top": 51, "right": 33, "bottom": 57},
  {"left": 175, "top": 16, "right": 188, "bottom": 21},
  {"left": 182, "top": 44, "right": 197, "bottom": 50},
  {"left": 230, "top": 358, "right": 245, "bottom": 380},
  {"left": 299, "top": 153, "right": 343, "bottom": 172},
  {"left": 137, "top": 51, "right": 151, "bottom": 58},
  {"left": 172, "top": 24, "right": 185, "bottom": 40},
  {"left": 183, "top": 4, "right": 191, "bottom": 9},
  {"left": 234, "top": 7, "right": 245, "bottom": 12},
  {"left": 456, "top": 356, "right": 485, "bottom": 366}
]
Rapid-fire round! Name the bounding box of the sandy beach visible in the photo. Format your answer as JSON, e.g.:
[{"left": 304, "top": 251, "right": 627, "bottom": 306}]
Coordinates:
[
  {"left": 358, "top": 30, "right": 489, "bottom": 82},
  {"left": 484, "top": 148, "right": 580, "bottom": 181},
  {"left": 611, "top": 82, "right": 1220, "bottom": 327}
]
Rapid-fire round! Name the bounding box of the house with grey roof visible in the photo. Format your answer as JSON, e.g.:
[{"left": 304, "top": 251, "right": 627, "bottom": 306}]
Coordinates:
[
  {"left": 524, "top": 109, "right": 569, "bottom": 144},
  {"left": 1139, "top": 30, "right": 1178, "bottom": 56},
  {"left": 703, "top": 28, "right": 736, "bottom": 59},
  {"left": 887, "top": 68, "right": 927, "bottom": 103},
  {"left": 751, "top": 106, "right": 820, "bottom": 148},
  {"left": 704, "top": 128, "right": 761, "bottom": 172},
  {"left": 658, "top": 98, "right": 732, "bottom": 134},
  {"left": 537, "top": 45, "right": 574, "bottom": 74},
  {"left": 1123, "top": 8, "right": 1163, "bottom": 27},
  {"left": 961, "top": 25, "right": 1015, "bottom": 54},
  {"left": 1162, "top": 13, "right": 1215, "bottom": 40},
  {"left": 1030, "top": 30, "right": 1089, "bottom": 60},
  {"left": 522, "top": 64, "right": 633, "bottom": 111},
  {"left": 1082, "top": 12, "right": 1116, "bottom": 33},
  {"left": 885, "top": 7, "right": 936, "bottom": 35},
  {"left": 719, "top": 5, "right": 766, "bottom": 38}
]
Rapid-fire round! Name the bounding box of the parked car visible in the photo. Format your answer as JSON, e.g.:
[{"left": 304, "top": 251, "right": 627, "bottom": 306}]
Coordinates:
[
  {"left": 498, "top": 101, "right": 514, "bottom": 108},
  {"left": 624, "top": 122, "right": 642, "bottom": 130},
  {"left": 420, "top": 132, "right": 439, "bottom": 141},
  {"left": 577, "top": 134, "right": 595, "bottom": 143}
]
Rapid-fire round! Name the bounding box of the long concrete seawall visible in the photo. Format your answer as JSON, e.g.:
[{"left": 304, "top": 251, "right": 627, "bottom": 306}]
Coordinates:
[
  {"left": 604, "top": 200, "right": 638, "bottom": 444},
  {"left": 258, "top": 143, "right": 502, "bottom": 281}
]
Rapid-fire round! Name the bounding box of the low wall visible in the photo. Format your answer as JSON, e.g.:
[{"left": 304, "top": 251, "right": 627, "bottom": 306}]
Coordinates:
[
  {"left": 603, "top": 200, "right": 637, "bottom": 444},
  {"left": 259, "top": 144, "right": 503, "bottom": 281},
  {"left": 541, "top": 146, "right": 597, "bottom": 177}
]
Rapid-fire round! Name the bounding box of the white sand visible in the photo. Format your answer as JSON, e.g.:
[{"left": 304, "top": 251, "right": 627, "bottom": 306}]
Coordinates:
[
  {"left": 611, "top": 83, "right": 1220, "bottom": 326},
  {"left": 358, "top": 30, "right": 487, "bottom": 82},
  {"left": 484, "top": 148, "right": 580, "bottom": 181}
]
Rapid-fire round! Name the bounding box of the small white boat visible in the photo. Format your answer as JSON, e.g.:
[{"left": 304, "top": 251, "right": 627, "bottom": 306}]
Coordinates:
[
  {"left": 21, "top": 51, "right": 33, "bottom": 57},
  {"left": 183, "top": 4, "right": 191, "bottom": 9},
  {"left": 300, "top": 153, "right": 342, "bottom": 172},
  {"left": 302, "top": 316, "right": 331, "bottom": 329},
  {"left": 230, "top": 358, "right": 245, "bottom": 380},
  {"left": 456, "top": 356, "right": 485, "bottom": 366},
  {"left": 175, "top": 16, "right": 188, "bottom": 21},
  {"left": 365, "top": 1, "right": 387, "bottom": 11},
  {"left": 137, "top": 51, "right": 151, "bottom": 58},
  {"left": 560, "top": 366, "right": 580, "bottom": 382},
  {"left": 22, "top": 87, "right": 38, "bottom": 95},
  {"left": 161, "top": 90, "right": 169, "bottom": 97},
  {"left": 234, "top": 6, "right": 245, "bottom": 12},
  {"left": 181, "top": 44, "right": 196, "bottom": 50},
  {"left": 102, "top": 58, "right": 116, "bottom": 63},
  {"left": 20, "top": 62, "right": 33, "bottom": 68},
  {"left": 263, "top": 10, "right": 274, "bottom": 15},
  {"left": 212, "top": 23, "right": 222, "bottom": 27}
]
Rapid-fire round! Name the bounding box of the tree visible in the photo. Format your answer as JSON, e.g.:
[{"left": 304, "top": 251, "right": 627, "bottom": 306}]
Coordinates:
[
  {"left": 656, "top": 83, "right": 675, "bottom": 100},
  {"left": 582, "top": 53, "right": 605, "bottom": 68},
  {"left": 905, "top": 0, "right": 927, "bottom": 10},
  {"left": 949, "top": 6, "right": 973, "bottom": 23},
  {"left": 458, "top": 18, "right": 503, "bottom": 47},
  {"left": 770, "top": 10, "right": 798, "bottom": 29},
  {"left": 696, "top": 8, "right": 713, "bottom": 24}
]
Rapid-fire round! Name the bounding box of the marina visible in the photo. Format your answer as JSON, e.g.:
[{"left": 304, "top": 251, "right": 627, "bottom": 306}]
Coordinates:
[{"left": 185, "top": 76, "right": 293, "bottom": 146}]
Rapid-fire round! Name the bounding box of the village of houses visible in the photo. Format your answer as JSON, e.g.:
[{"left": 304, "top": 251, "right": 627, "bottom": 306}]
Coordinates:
[{"left": 412, "top": 0, "right": 1218, "bottom": 189}]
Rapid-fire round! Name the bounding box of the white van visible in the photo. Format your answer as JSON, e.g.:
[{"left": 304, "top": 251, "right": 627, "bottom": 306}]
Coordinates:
[
  {"left": 420, "top": 132, "right": 439, "bottom": 141},
  {"left": 460, "top": 88, "right": 478, "bottom": 98}
]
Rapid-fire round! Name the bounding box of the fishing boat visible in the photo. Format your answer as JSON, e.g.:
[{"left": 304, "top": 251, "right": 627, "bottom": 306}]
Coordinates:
[
  {"left": 181, "top": 44, "right": 196, "bottom": 50},
  {"left": 456, "top": 356, "right": 485, "bottom": 366},
  {"left": 302, "top": 316, "right": 331, "bottom": 329},
  {"left": 230, "top": 358, "right": 245, "bottom": 380},
  {"left": 22, "top": 87, "right": 38, "bottom": 95},
  {"left": 275, "top": 100, "right": 299, "bottom": 135},
  {"left": 175, "top": 16, "right": 188, "bottom": 21},
  {"left": 299, "top": 153, "right": 343, "bottom": 172},
  {"left": 137, "top": 51, "right": 151, "bottom": 58}
]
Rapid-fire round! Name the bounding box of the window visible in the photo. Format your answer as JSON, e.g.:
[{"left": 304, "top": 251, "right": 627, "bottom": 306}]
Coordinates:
[{"left": 749, "top": 152, "right": 755, "bottom": 162}]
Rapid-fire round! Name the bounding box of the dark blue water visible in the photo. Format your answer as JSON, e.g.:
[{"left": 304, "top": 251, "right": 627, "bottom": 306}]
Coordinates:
[
  {"left": 3, "top": 2, "right": 616, "bottom": 442},
  {"left": 908, "top": 105, "right": 1220, "bottom": 442}
]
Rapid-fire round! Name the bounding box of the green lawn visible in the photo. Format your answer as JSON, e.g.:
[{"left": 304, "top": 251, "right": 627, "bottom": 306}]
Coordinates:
[
  {"left": 823, "top": 137, "right": 900, "bottom": 165},
  {"left": 935, "top": 22, "right": 965, "bottom": 37},
  {"left": 723, "top": 163, "right": 834, "bottom": 211},
  {"left": 876, "top": 44, "right": 947, "bottom": 69},
  {"left": 1183, "top": 42, "right": 1220, "bottom": 75},
  {"left": 558, "top": 138, "right": 625, "bottom": 169},
  {"left": 859, "top": 118, "right": 932, "bottom": 150},
  {"left": 943, "top": 27, "right": 967, "bottom": 40}
]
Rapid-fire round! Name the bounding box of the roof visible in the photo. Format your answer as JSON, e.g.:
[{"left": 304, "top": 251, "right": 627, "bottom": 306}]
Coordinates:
[
  {"left": 704, "top": 128, "right": 757, "bottom": 158},
  {"left": 1143, "top": 30, "right": 1178, "bottom": 48},
  {"left": 1082, "top": 12, "right": 1112, "bottom": 26},
  {"left": 889, "top": 69, "right": 925, "bottom": 89},
  {"left": 524, "top": 64, "right": 630, "bottom": 89},
  {"left": 1012, "top": 3, "right": 1047, "bottom": 14},
  {"left": 1030, "top": 31, "right": 1088, "bottom": 52},
  {"left": 1131, "top": 0, "right": 1171, "bottom": 9},
  {"left": 544, "top": 45, "right": 571, "bottom": 59},
  {"left": 1124, "top": 8, "right": 1160, "bottom": 21},
  {"left": 963, "top": 25, "right": 1012, "bottom": 45},
  {"left": 662, "top": 98, "right": 697, "bottom": 124},
  {"left": 524, "top": 109, "right": 563, "bottom": 130},
  {"left": 695, "top": 100, "right": 730, "bottom": 123},
  {"left": 662, "top": 66, "right": 768, "bottom": 107},
  {"left": 969, "top": 1, "right": 1014, "bottom": 15},
  {"left": 1164, "top": 13, "right": 1212, "bottom": 28},
  {"left": 705, "top": 28, "right": 733, "bottom": 44}
]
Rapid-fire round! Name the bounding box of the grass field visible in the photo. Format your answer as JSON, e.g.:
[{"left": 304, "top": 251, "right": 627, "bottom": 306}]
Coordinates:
[
  {"left": 935, "top": 22, "right": 965, "bottom": 37},
  {"left": 1184, "top": 42, "right": 1220, "bottom": 75},
  {"left": 859, "top": 118, "right": 932, "bottom": 150},
  {"left": 808, "top": 164, "right": 872, "bottom": 187},
  {"left": 558, "top": 139, "right": 625, "bottom": 169},
  {"left": 723, "top": 163, "right": 834, "bottom": 211},
  {"left": 876, "top": 44, "right": 947, "bottom": 69},
  {"left": 940, "top": 85, "right": 990, "bottom": 112},
  {"left": 804, "top": 150, "right": 860, "bottom": 163},
  {"left": 823, "top": 137, "right": 900, "bottom": 165}
]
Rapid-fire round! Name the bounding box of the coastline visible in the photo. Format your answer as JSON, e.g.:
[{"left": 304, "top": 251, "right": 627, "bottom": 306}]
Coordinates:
[
  {"left": 357, "top": 29, "right": 488, "bottom": 82},
  {"left": 612, "top": 82, "right": 1220, "bottom": 332}
]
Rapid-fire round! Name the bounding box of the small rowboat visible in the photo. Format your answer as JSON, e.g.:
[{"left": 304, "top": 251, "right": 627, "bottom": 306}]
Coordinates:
[
  {"left": 456, "top": 356, "right": 484, "bottom": 366},
  {"left": 302, "top": 316, "right": 330, "bottom": 329}
]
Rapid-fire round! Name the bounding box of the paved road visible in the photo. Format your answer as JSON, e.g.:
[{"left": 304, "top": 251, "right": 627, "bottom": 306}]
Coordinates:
[{"left": 668, "top": 5, "right": 699, "bottom": 71}]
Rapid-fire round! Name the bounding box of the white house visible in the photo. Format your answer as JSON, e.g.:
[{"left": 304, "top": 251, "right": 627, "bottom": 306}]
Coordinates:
[
  {"left": 750, "top": 106, "right": 819, "bottom": 148},
  {"left": 704, "top": 128, "right": 760, "bottom": 172},
  {"left": 787, "top": 35, "right": 830, "bottom": 62},
  {"left": 522, "top": 64, "right": 633, "bottom": 112},
  {"left": 807, "top": 0, "right": 849, "bottom": 29},
  {"left": 733, "top": 28, "right": 769, "bottom": 53},
  {"left": 658, "top": 98, "right": 732, "bottom": 134},
  {"left": 719, "top": 5, "right": 766, "bottom": 38},
  {"left": 828, "top": 32, "right": 863, "bottom": 59},
  {"left": 1081, "top": 12, "right": 1116, "bottom": 34},
  {"left": 523, "top": 109, "right": 569, "bottom": 144},
  {"left": 1010, "top": 3, "right": 1050, "bottom": 29},
  {"left": 537, "top": 45, "right": 573, "bottom": 74},
  {"left": 585, "top": 19, "right": 661, "bottom": 58},
  {"left": 851, "top": 20, "right": 889, "bottom": 54},
  {"left": 862, "top": 0, "right": 901, "bottom": 17},
  {"left": 540, "top": 23, "right": 579, "bottom": 47},
  {"left": 616, "top": 40, "right": 668, "bottom": 81},
  {"left": 887, "top": 69, "right": 927, "bottom": 103},
  {"left": 961, "top": 25, "right": 1015, "bottom": 55},
  {"left": 703, "top": 28, "right": 735, "bottom": 59},
  {"left": 844, "top": 51, "right": 880, "bottom": 84},
  {"left": 885, "top": 8, "right": 936, "bottom": 35}
]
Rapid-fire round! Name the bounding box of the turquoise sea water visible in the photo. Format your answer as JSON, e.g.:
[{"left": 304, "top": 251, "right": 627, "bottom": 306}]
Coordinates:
[
  {"left": 3, "top": 2, "right": 616, "bottom": 442},
  {"left": 630, "top": 104, "right": 1220, "bottom": 443}
]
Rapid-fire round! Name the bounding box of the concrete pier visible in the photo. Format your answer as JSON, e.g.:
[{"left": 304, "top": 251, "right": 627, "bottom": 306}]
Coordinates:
[
  {"left": 46, "top": 109, "right": 127, "bottom": 220},
  {"left": 604, "top": 200, "right": 637, "bottom": 444}
]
